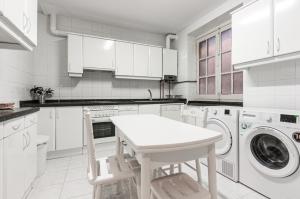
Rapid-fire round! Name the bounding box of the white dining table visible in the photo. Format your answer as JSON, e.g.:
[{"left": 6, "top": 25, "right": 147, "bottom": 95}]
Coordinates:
[{"left": 110, "top": 114, "right": 222, "bottom": 199}]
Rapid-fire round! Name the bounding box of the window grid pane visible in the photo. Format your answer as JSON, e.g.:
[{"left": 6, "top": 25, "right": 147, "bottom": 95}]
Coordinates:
[
  {"left": 207, "top": 37, "right": 216, "bottom": 57},
  {"left": 221, "top": 52, "right": 232, "bottom": 73},
  {"left": 221, "top": 29, "right": 232, "bottom": 53},
  {"left": 207, "top": 57, "right": 215, "bottom": 76},
  {"left": 199, "top": 60, "right": 207, "bottom": 77},
  {"left": 221, "top": 74, "right": 231, "bottom": 95},
  {"left": 199, "top": 41, "right": 207, "bottom": 59},
  {"left": 199, "top": 78, "right": 206, "bottom": 95},
  {"left": 207, "top": 76, "right": 215, "bottom": 95},
  {"left": 233, "top": 72, "right": 243, "bottom": 94}
]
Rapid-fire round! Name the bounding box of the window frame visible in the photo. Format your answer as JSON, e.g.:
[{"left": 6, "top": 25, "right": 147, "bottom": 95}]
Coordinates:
[{"left": 196, "top": 23, "right": 243, "bottom": 101}]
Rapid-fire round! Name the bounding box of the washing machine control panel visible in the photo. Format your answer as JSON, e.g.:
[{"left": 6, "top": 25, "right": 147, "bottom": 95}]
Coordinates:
[{"left": 280, "top": 114, "right": 298, "bottom": 124}]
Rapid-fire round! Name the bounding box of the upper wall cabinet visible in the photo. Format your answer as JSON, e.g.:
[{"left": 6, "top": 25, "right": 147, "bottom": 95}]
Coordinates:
[
  {"left": 149, "top": 46, "right": 163, "bottom": 78},
  {"left": 274, "top": 0, "right": 300, "bottom": 56},
  {"left": 232, "top": 0, "right": 273, "bottom": 66},
  {"left": 232, "top": 0, "right": 300, "bottom": 69},
  {"left": 134, "top": 44, "right": 149, "bottom": 77},
  {"left": 0, "top": 0, "right": 37, "bottom": 50},
  {"left": 115, "top": 41, "right": 134, "bottom": 76},
  {"left": 83, "top": 36, "right": 116, "bottom": 71},
  {"left": 163, "top": 48, "right": 178, "bottom": 77},
  {"left": 68, "top": 34, "right": 83, "bottom": 77}
]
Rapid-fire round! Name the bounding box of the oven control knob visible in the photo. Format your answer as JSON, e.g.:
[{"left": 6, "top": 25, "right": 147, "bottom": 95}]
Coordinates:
[
  {"left": 266, "top": 117, "right": 272, "bottom": 123},
  {"left": 241, "top": 123, "right": 248, "bottom": 130},
  {"left": 213, "top": 110, "right": 218, "bottom": 115}
]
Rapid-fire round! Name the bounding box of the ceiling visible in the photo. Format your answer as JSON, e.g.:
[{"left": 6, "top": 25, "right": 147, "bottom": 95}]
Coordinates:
[{"left": 39, "top": 0, "right": 225, "bottom": 34}]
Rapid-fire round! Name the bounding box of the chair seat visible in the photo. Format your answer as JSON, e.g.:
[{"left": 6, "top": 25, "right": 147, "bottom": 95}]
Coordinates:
[
  {"left": 88, "top": 155, "right": 138, "bottom": 185},
  {"left": 151, "top": 173, "right": 211, "bottom": 199}
]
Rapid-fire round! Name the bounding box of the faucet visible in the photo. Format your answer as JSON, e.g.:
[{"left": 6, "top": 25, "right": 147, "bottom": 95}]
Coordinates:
[{"left": 147, "top": 89, "right": 152, "bottom": 101}]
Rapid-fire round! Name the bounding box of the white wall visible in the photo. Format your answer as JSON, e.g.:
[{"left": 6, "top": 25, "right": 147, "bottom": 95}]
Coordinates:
[
  {"left": 0, "top": 49, "right": 34, "bottom": 106},
  {"left": 243, "top": 60, "right": 300, "bottom": 110},
  {"left": 33, "top": 14, "right": 165, "bottom": 99}
]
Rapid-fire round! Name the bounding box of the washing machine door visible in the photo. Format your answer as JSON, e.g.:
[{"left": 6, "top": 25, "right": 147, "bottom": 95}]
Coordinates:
[
  {"left": 245, "top": 127, "right": 299, "bottom": 178},
  {"left": 206, "top": 118, "right": 232, "bottom": 156}
]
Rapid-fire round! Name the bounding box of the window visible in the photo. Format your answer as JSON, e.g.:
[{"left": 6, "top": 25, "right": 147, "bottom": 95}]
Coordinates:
[{"left": 197, "top": 25, "right": 243, "bottom": 100}]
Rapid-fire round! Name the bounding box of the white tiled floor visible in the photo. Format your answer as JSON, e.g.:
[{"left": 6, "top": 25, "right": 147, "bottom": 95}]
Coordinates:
[{"left": 27, "top": 143, "right": 268, "bottom": 199}]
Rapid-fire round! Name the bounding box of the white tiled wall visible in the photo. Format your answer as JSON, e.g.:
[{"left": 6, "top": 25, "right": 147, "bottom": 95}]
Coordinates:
[
  {"left": 243, "top": 59, "right": 300, "bottom": 110},
  {"left": 33, "top": 14, "right": 165, "bottom": 100},
  {"left": 0, "top": 49, "right": 34, "bottom": 106}
]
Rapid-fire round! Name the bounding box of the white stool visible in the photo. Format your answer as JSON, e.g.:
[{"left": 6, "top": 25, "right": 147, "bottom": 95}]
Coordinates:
[{"left": 150, "top": 173, "right": 211, "bottom": 199}]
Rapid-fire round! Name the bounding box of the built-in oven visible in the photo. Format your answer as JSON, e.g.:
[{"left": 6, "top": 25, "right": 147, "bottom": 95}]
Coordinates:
[{"left": 84, "top": 105, "right": 119, "bottom": 145}]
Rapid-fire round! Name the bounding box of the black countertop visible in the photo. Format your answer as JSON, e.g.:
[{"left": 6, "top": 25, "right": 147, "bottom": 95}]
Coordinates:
[
  {"left": 20, "top": 99, "right": 187, "bottom": 107},
  {"left": 0, "top": 107, "right": 40, "bottom": 122},
  {"left": 187, "top": 100, "right": 243, "bottom": 107}
]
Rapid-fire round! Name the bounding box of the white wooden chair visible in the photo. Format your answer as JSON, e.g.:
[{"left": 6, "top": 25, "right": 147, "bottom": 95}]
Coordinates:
[
  {"left": 165, "top": 106, "right": 205, "bottom": 183},
  {"left": 84, "top": 110, "right": 139, "bottom": 199},
  {"left": 150, "top": 173, "right": 211, "bottom": 199}
]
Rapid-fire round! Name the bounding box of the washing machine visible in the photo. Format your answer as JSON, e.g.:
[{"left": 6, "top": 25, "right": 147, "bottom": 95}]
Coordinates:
[
  {"left": 201, "top": 106, "right": 240, "bottom": 182},
  {"left": 181, "top": 105, "right": 207, "bottom": 127},
  {"left": 239, "top": 109, "right": 300, "bottom": 199}
]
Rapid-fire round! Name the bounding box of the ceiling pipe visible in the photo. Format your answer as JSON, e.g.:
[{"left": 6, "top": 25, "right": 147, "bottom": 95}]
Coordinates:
[
  {"left": 166, "top": 34, "right": 178, "bottom": 49},
  {"left": 49, "top": 14, "right": 69, "bottom": 37}
]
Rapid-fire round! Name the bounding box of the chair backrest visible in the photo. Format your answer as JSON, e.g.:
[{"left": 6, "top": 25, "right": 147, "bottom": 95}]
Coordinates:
[
  {"left": 181, "top": 105, "right": 208, "bottom": 127},
  {"left": 84, "top": 109, "right": 98, "bottom": 181}
]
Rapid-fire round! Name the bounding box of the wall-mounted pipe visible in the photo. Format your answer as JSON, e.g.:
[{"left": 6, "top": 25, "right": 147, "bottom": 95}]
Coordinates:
[
  {"left": 49, "top": 14, "right": 69, "bottom": 37},
  {"left": 166, "top": 34, "right": 178, "bottom": 49}
]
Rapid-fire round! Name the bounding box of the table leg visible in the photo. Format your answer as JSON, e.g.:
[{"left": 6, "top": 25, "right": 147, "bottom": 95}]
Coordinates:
[
  {"left": 141, "top": 156, "right": 151, "bottom": 199},
  {"left": 116, "top": 136, "right": 121, "bottom": 156},
  {"left": 208, "top": 144, "right": 217, "bottom": 199}
]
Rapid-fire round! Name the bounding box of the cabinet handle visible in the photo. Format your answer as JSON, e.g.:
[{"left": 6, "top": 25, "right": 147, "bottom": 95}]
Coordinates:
[
  {"left": 26, "top": 17, "right": 31, "bottom": 34},
  {"left": 23, "top": 133, "right": 27, "bottom": 150},
  {"left": 267, "top": 41, "right": 270, "bottom": 54},
  {"left": 12, "top": 123, "right": 22, "bottom": 131},
  {"left": 26, "top": 132, "right": 31, "bottom": 147},
  {"left": 277, "top": 38, "right": 280, "bottom": 52},
  {"left": 23, "top": 13, "right": 27, "bottom": 31}
]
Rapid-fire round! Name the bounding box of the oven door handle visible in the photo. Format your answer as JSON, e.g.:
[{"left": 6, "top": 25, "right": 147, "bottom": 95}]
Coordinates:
[{"left": 91, "top": 117, "right": 111, "bottom": 123}]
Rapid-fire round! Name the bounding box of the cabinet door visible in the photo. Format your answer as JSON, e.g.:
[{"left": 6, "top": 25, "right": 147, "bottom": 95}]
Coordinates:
[
  {"left": 274, "top": 0, "right": 300, "bottom": 56},
  {"left": 3, "top": 131, "right": 25, "bottom": 199},
  {"left": 24, "top": 125, "right": 37, "bottom": 191},
  {"left": 2, "top": 0, "right": 24, "bottom": 32},
  {"left": 68, "top": 34, "right": 83, "bottom": 76},
  {"left": 56, "top": 107, "right": 83, "bottom": 150},
  {"left": 38, "top": 108, "right": 56, "bottom": 151},
  {"left": 25, "top": 0, "right": 37, "bottom": 45},
  {"left": 0, "top": 139, "right": 3, "bottom": 199},
  {"left": 149, "top": 47, "right": 163, "bottom": 78},
  {"left": 232, "top": 0, "right": 273, "bottom": 65},
  {"left": 134, "top": 44, "right": 149, "bottom": 76},
  {"left": 139, "top": 105, "right": 161, "bottom": 116},
  {"left": 115, "top": 41, "right": 134, "bottom": 76},
  {"left": 83, "top": 37, "right": 115, "bottom": 70},
  {"left": 163, "top": 49, "right": 178, "bottom": 76}
]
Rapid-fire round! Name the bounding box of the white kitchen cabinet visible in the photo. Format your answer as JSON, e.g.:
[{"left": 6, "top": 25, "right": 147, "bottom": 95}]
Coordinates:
[
  {"left": 161, "top": 104, "right": 182, "bottom": 121},
  {"left": 68, "top": 34, "right": 83, "bottom": 77},
  {"left": 163, "top": 49, "right": 178, "bottom": 77},
  {"left": 3, "top": 130, "right": 25, "bottom": 199},
  {"left": 232, "top": 0, "right": 273, "bottom": 65},
  {"left": 83, "top": 36, "right": 115, "bottom": 71},
  {"left": 0, "top": 124, "right": 3, "bottom": 199},
  {"left": 38, "top": 108, "right": 56, "bottom": 151},
  {"left": 274, "top": 0, "right": 300, "bottom": 56},
  {"left": 115, "top": 41, "right": 134, "bottom": 76},
  {"left": 55, "top": 107, "right": 83, "bottom": 150},
  {"left": 0, "top": 0, "right": 37, "bottom": 50},
  {"left": 139, "top": 104, "right": 161, "bottom": 116},
  {"left": 24, "top": 125, "right": 37, "bottom": 193},
  {"left": 134, "top": 44, "right": 149, "bottom": 77},
  {"left": 118, "top": 105, "right": 139, "bottom": 115},
  {"left": 149, "top": 47, "right": 163, "bottom": 78}
]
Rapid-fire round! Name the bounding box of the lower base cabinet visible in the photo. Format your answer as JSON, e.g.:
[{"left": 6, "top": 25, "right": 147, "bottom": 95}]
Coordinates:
[
  {"left": 3, "top": 117, "right": 37, "bottom": 199},
  {"left": 0, "top": 138, "right": 3, "bottom": 199},
  {"left": 138, "top": 104, "right": 161, "bottom": 115},
  {"left": 4, "top": 130, "right": 25, "bottom": 199},
  {"left": 161, "top": 104, "right": 182, "bottom": 121}
]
